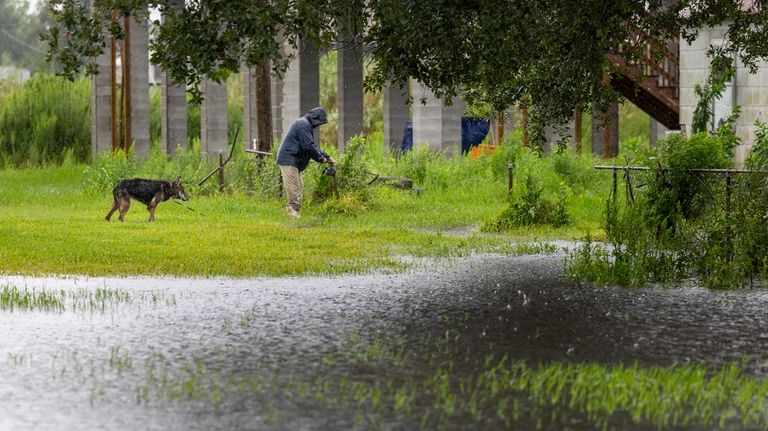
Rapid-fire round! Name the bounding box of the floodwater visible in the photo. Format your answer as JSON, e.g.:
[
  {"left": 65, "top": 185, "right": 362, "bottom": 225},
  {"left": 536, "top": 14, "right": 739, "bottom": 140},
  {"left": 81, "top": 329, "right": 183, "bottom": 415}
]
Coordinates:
[{"left": 2, "top": 253, "right": 768, "bottom": 430}]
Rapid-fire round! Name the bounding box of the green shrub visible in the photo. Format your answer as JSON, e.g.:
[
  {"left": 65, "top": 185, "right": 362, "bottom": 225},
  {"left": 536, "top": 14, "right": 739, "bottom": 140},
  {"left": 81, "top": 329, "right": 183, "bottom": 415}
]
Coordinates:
[
  {"left": 0, "top": 73, "right": 90, "bottom": 166},
  {"left": 565, "top": 127, "right": 768, "bottom": 289},
  {"left": 549, "top": 150, "right": 599, "bottom": 191},
  {"left": 645, "top": 132, "right": 731, "bottom": 226},
  {"left": 83, "top": 149, "right": 138, "bottom": 195},
  {"left": 394, "top": 144, "right": 431, "bottom": 185},
  {"left": 482, "top": 175, "right": 570, "bottom": 231},
  {"left": 312, "top": 134, "right": 373, "bottom": 205}
]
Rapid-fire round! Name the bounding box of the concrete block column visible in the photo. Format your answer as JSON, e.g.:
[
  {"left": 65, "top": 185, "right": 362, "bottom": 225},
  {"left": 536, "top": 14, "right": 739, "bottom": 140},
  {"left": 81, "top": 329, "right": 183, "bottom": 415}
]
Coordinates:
[
  {"left": 271, "top": 66, "right": 284, "bottom": 144},
  {"left": 270, "top": 39, "right": 286, "bottom": 144},
  {"left": 90, "top": 0, "right": 113, "bottom": 158},
  {"left": 201, "top": 79, "right": 228, "bottom": 154},
  {"left": 383, "top": 84, "right": 410, "bottom": 153},
  {"left": 591, "top": 102, "right": 619, "bottom": 157},
  {"left": 412, "top": 81, "right": 465, "bottom": 157},
  {"left": 244, "top": 67, "right": 258, "bottom": 149},
  {"left": 129, "top": 13, "right": 150, "bottom": 159},
  {"left": 161, "top": 72, "right": 187, "bottom": 155},
  {"left": 337, "top": 35, "right": 364, "bottom": 151},
  {"left": 161, "top": 0, "right": 187, "bottom": 155},
  {"left": 649, "top": 118, "right": 669, "bottom": 148},
  {"left": 281, "top": 38, "right": 319, "bottom": 142}
]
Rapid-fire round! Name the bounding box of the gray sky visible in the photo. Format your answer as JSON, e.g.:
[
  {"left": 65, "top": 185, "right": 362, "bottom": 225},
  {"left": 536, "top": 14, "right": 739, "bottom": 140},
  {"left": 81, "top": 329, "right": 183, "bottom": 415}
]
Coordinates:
[{"left": 26, "top": 0, "right": 41, "bottom": 14}]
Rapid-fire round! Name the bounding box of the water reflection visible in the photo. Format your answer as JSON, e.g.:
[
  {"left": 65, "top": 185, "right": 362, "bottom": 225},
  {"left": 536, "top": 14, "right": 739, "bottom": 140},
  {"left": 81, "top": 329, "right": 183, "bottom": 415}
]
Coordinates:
[{"left": 1, "top": 254, "right": 768, "bottom": 430}]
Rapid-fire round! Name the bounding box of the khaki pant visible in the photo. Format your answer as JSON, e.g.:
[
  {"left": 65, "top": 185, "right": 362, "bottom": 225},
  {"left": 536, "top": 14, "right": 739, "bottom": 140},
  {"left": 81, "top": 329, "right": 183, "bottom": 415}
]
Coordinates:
[{"left": 280, "top": 165, "right": 303, "bottom": 212}]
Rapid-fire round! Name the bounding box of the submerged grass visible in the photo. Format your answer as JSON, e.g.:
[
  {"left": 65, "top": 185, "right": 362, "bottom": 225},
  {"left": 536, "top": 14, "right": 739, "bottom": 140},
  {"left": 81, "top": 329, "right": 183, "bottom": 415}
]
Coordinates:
[
  {"left": 0, "top": 283, "right": 172, "bottom": 313},
  {"left": 0, "top": 284, "right": 64, "bottom": 312},
  {"left": 78, "top": 334, "right": 768, "bottom": 430}
]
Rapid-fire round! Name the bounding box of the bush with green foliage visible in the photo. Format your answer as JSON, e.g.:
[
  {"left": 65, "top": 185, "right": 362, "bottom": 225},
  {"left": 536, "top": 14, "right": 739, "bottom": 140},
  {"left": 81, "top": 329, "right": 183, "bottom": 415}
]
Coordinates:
[
  {"left": 310, "top": 135, "right": 375, "bottom": 215},
  {"left": 482, "top": 175, "right": 570, "bottom": 231},
  {"left": 0, "top": 73, "right": 90, "bottom": 167},
  {"left": 567, "top": 123, "right": 768, "bottom": 289},
  {"left": 644, "top": 132, "right": 731, "bottom": 228}
]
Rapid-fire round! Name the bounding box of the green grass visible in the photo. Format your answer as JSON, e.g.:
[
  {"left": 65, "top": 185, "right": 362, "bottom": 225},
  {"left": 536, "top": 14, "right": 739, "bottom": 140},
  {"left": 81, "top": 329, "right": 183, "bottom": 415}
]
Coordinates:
[{"left": 0, "top": 139, "right": 614, "bottom": 277}]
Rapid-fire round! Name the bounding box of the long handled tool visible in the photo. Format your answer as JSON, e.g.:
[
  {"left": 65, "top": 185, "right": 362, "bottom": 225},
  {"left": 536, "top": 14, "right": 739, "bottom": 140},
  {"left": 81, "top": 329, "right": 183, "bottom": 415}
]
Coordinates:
[{"left": 324, "top": 163, "right": 340, "bottom": 200}]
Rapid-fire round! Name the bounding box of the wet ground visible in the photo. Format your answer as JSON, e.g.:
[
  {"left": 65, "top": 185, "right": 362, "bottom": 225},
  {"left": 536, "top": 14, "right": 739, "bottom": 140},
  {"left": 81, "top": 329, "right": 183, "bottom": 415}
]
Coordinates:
[{"left": 2, "top": 252, "right": 768, "bottom": 430}]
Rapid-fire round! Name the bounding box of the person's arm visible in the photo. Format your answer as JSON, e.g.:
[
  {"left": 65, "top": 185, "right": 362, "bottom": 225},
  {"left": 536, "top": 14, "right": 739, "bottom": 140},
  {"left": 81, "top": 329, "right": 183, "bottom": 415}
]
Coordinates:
[{"left": 299, "top": 125, "right": 334, "bottom": 163}]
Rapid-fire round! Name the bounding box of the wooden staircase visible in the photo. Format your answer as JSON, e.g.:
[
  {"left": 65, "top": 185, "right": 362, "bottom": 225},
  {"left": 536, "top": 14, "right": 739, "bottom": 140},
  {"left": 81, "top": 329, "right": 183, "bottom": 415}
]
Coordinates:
[{"left": 607, "top": 32, "right": 680, "bottom": 130}]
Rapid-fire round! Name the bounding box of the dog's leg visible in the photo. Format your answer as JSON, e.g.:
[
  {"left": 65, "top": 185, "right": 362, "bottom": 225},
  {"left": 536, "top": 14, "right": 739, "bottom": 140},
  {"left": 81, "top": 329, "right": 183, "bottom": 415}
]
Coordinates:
[
  {"left": 106, "top": 198, "right": 118, "bottom": 221},
  {"left": 148, "top": 192, "right": 164, "bottom": 222},
  {"left": 118, "top": 196, "right": 131, "bottom": 222}
]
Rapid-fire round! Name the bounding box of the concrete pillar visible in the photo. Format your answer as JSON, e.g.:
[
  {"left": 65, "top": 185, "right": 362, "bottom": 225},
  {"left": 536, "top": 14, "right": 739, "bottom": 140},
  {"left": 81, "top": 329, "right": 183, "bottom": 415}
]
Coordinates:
[
  {"left": 504, "top": 109, "right": 515, "bottom": 134},
  {"left": 591, "top": 102, "right": 619, "bottom": 157},
  {"left": 649, "top": 118, "right": 669, "bottom": 148},
  {"left": 271, "top": 64, "right": 284, "bottom": 143},
  {"left": 270, "top": 38, "right": 286, "bottom": 144},
  {"left": 129, "top": 13, "right": 151, "bottom": 159},
  {"left": 201, "top": 79, "right": 228, "bottom": 154},
  {"left": 383, "top": 84, "right": 410, "bottom": 153},
  {"left": 282, "top": 38, "right": 319, "bottom": 142},
  {"left": 90, "top": 0, "right": 113, "bottom": 158},
  {"left": 244, "top": 67, "right": 258, "bottom": 149},
  {"left": 412, "top": 81, "right": 465, "bottom": 157},
  {"left": 337, "top": 35, "right": 364, "bottom": 151},
  {"left": 161, "top": 0, "right": 187, "bottom": 155},
  {"left": 161, "top": 72, "right": 187, "bottom": 155}
]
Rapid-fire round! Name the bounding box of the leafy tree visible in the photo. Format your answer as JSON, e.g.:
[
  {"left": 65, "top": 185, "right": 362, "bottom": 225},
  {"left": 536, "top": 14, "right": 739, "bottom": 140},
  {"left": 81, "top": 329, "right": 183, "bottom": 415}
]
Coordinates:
[{"left": 43, "top": 0, "right": 768, "bottom": 125}]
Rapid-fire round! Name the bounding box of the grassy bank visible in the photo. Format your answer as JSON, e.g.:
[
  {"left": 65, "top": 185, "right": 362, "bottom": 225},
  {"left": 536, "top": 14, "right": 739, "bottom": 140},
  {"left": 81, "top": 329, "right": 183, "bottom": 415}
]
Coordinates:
[{"left": 0, "top": 140, "right": 610, "bottom": 277}]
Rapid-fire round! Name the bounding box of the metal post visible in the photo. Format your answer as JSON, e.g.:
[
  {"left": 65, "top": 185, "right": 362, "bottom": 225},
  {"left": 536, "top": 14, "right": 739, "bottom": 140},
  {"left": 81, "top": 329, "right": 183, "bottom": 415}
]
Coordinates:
[
  {"left": 625, "top": 167, "right": 635, "bottom": 204},
  {"left": 725, "top": 172, "right": 732, "bottom": 218},
  {"left": 508, "top": 163, "right": 514, "bottom": 195},
  {"left": 725, "top": 172, "right": 733, "bottom": 258},
  {"left": 217, "top": 152, "right": 225, "bottom": 193},
  {"left": 612, "top": 167, "right": 618, "bottom": 202}
]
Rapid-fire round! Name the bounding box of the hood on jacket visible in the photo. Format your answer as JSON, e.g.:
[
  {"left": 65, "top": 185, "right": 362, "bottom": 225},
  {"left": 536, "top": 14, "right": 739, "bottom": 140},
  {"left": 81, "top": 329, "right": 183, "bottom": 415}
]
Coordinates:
[{"left": 304, "top": 107, "right": 328, "bottom": 127}]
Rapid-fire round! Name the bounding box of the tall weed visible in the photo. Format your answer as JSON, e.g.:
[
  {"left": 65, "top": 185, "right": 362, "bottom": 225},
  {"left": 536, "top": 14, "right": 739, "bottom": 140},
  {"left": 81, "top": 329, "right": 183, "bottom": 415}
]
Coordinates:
[
  {"left": 566, "top": 127, "right": 768, "bottom": 289},
  {"left": 0, "top": 73, "right": 90, "bottom": 166}
]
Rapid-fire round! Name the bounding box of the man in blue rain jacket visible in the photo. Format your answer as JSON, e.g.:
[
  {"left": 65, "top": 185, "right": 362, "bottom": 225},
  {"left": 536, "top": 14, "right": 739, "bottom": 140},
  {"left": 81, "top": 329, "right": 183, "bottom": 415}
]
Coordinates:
[{"left": 276, "top": 107, "right": 335, "bottom": 218}]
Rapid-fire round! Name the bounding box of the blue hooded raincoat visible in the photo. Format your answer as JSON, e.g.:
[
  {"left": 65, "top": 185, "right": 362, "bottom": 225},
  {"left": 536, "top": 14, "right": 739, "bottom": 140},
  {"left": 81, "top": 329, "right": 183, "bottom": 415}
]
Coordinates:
[{"left": 276, "top": 107, "right": 330, "bottom": 172}]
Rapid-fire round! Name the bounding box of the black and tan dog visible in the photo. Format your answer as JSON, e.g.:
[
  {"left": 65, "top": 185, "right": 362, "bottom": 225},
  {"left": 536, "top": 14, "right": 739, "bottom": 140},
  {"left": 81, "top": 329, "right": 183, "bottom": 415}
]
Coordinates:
[{"left": 106, "top": 177, "right": 188, "bottom": 222}]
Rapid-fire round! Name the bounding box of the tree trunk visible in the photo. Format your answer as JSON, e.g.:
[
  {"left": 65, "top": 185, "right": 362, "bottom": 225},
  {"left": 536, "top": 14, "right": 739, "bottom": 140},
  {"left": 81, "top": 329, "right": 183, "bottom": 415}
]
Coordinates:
[{"left": 255, "top": 58, "right": 273, "bottom": 153}]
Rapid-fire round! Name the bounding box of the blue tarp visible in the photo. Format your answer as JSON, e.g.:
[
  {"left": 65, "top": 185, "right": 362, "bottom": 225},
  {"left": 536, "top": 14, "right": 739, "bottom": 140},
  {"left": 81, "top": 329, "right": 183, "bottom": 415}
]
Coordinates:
[
  {"left": 401, "top": 121, "right": 413, "bottom": 153},
  {"left": 461, "top": 117, "right": 490, "bottom": 155},
  {"left": 400, "top": 118, "right": 489, "bottom": 154}
]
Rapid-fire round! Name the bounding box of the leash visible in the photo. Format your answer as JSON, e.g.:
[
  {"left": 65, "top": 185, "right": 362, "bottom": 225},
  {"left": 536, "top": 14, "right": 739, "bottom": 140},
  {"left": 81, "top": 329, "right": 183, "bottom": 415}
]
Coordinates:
[{"left": 173, "top": 200, "right": 205, "bottom": 216}]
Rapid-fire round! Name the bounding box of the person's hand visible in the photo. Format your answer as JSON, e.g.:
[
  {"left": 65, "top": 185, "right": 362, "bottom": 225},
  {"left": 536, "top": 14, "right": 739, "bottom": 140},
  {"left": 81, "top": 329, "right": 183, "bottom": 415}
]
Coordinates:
[{"left": 325, "top": 156, "right": 336, "bottom": 164}]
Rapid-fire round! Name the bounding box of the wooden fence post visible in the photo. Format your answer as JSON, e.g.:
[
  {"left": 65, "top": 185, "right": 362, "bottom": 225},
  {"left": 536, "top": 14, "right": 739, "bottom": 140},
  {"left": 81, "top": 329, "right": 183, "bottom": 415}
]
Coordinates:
[{"left": 217, "top": 152, "right": 225, "bottom": 193}]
